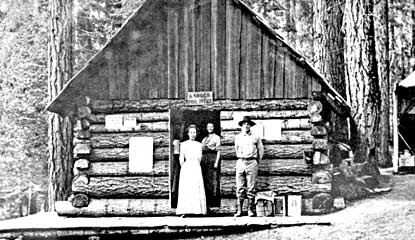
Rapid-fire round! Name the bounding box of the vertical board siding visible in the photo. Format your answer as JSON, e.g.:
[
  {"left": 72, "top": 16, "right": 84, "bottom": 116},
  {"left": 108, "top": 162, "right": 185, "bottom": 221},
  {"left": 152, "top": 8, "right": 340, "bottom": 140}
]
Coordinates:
[
  {"left": 142, "top": 18, "right": 157, "bottom": 99},
  {"left": 178, "top": 7, "right": 189, "bottom": 98},
  {"left": 295, "top": 65, "right": 304, "bottom": 98},
  {"left": 157, "top": 6, "right": 168, "bottom": 99},
  {"left": 211, "top": 0, "right": 218, "bottom": 97},
  {"left": 87, "top": 60, "right": 109, "bottom": 99},
  {"left": 225, "top": 0, "right": 241, "bottom": 99},
  {"left": 248, "top": 23, "right": 262, "bottom": 99},
  {"left": 274, "top": 43, "right": 285, "bottom": 98},
  {"left": 262, "top": 36, "right": 276, "bottom": 98},
  {"left": 194, "top": 0, "right": 202, "bottom": 91},
  {"left": 96, "top": 0, "right": 321, "bottom": 102},
  {"left": 215, "top": 0, "right": 227, "bottom": 99},
  {"left": 108, "top": 48, "right": 120, "bottom": 99},
  {"left": 284, "top": 54, "right": 296, "bottom": 99},
  {"left": 311, "top": 75, "right": 322, "bottom": 92},
  {"left": 187, "top": 0, "right": 196, "bottom": 93},
  {"left": 147, "top": 17, "right": 159, "bottom": 99},
  {"left": 200, "top": 0, "right": 212, "bottom": 91},
  {"left": 128, "top": 29, "right": 140, "bottom": 100},
  {"left": 260, "top": 35, "right": 267, "bottom": 98},
  {"left": 167, "top": 8, "right": 179, "bottom": 98},
  {"left": 306, "top": 74, "right": 313, "bottom": 98},
  {"left": 239, "top": 12, "right": 250, "bottom": 100},
  {"left": 300, "top": 67, "right": 309, "bottom": 98}
]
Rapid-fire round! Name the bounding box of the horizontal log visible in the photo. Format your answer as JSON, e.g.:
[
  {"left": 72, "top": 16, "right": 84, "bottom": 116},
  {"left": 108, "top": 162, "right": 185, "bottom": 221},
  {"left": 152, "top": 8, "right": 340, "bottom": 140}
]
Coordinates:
[
  {"left": 73, "top": 143, "right": 91, "bottom": 158},
  {"left": 219, "top": 110, "right": 309, "bottom": 120},
  {"left": 308, "top": 101, "right": 323, "bottom": 114},
  {"left": 76, "top": 106, "right": 92, "bottom": 119},
  {"left": 90, "top": 132, "right": 169, "bottom": 148},
  {"left": 73, "top": 174, "right": 89, "bottom": 185},
  {"left": 73, "top": 139, "right": 91, "bottom": 146},
  {"left": 310, "top": 126, "right": 327, "bottom": 137},
  {"left": 74, "top": 119, "right": 91, "bottom": 131},
  {"left": 312, "top": 170, "right": 332, "bottom": 184},
  {"left": 89, "top": 144, "right": 310, "bottom": 161},
  {"left": 89, "top": 147, "right": 168, "bottom": 161},
  {"left": 222, "top": 144, "right": 310, "bottom": 159},
  {"left": 74, "top": 159, "right": 90, "bottom": 170},
  {"left": 303, "top": 149, "right": 314, "bottom": 165},
  {"left": 84, "top": 159, "right": 311, "bottom": 177},
  {"left": 55, "top": 198, "right": 241, "bottom": 216},
  {"left": 75, "top": 130, "right": 91, "bottom": 139},
  {"left": 312, "top": 139, "right": 328, "bottom": 151},
  {"left": 90, "top": 121, "right": 169, "bottom": 133},
  {"left": 221, "top": 130, "right": 313, "bottom": 145},
  {"left": 313, "top": 151, "right": 329, "bottom": 165},
  {"left": 70, "top": 194, "right": 89, "bottom": 208},
  {"left": 72, "top": 175, "right": 328, "bottom": 199},
  {"left": 91, "top": 99, "right": 310, "bottom": 114},
  {"left": 90, "top": 112, "right": 170, "bottom": 124},
  {"left": 310, "top": 113, "right": 323, "bottom": 124},
  {"left": 87, "top": 160, "right": 169, "bottom": 176},
  {"left": 221, "top": 118, "right": 311, "bottom": 131}
]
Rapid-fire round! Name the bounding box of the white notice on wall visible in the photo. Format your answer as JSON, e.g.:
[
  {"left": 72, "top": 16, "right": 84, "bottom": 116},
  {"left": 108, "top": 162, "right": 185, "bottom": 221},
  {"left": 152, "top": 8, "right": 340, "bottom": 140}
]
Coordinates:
[
  {"left": 123, "top": 116, "right": 137, "bottom": 129},
  {"left": 263, "top": 120, "right": 282, "bottom": 140},
  {"left": 105, "top": 115, "right": 123, "bottom": 129},
  {"left": 251, "top": 122, "right": 264, "bottom": 139},
  {"left": 287, "top": 195, "right": 302, "bottom": 217},
  {"left": 129, "top": 137, "right": 153, "bottom": 173}
]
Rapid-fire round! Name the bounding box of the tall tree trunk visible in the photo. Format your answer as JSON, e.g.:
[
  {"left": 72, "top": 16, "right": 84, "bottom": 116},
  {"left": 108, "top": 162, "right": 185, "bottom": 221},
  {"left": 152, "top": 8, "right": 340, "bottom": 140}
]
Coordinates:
[
  {"left": 313, "top": 0, "right": 348, "bottom": 143},
  {"left": 374, "top": 0, "right": 391, "bottom": 167},
  {"left": 47, "top": 0, "right": 73, "bottom": 211},
  {"left": 344, "top": 0, "right": 380, "bottom": 175},
  {"left": 313, "top": 0, "right": 345, "bottom": 98}
]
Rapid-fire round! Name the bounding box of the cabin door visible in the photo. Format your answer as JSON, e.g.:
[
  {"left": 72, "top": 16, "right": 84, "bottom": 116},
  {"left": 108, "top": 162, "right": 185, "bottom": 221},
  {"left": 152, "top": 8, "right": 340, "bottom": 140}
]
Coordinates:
[{"left": 169, "top": 109, "right": 221, "bottom": 208}]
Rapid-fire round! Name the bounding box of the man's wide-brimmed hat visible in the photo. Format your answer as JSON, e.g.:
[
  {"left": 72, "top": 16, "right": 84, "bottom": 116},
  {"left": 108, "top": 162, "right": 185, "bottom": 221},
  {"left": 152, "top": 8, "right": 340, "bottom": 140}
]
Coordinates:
[{"left": 238, "top": 116, "right": 256, "bottom": 127}]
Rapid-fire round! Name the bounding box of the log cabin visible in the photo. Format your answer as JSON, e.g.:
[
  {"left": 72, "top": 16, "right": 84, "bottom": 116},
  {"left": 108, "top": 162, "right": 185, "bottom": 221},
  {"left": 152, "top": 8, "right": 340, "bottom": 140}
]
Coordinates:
[{"left": 46, "top": 0, "right": 352, "bottom": 216}]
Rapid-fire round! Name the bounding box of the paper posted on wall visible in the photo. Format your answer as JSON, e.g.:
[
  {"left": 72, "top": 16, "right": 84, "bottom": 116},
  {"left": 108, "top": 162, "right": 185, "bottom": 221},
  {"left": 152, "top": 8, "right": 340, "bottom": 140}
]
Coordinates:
[{"left": 129, "top": 137, "right": 153, "bottom": 173}]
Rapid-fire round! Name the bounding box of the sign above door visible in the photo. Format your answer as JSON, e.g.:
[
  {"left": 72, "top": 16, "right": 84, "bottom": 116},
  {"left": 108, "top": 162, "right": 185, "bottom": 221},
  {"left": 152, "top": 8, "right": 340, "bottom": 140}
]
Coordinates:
[{"left": 186, "top": 91, "right": 213, "bottom": 105}]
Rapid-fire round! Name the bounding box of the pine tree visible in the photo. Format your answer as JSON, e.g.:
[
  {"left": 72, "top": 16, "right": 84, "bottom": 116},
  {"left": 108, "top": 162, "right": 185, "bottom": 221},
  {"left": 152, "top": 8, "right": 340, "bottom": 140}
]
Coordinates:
[
  {"left": 374, "top": 0, "right": 391, "bottom": 167},
  {"left": 47, "top": 0, "right": 74, "bottom": 211},
  {"left": 344, "top": 0, "right": 380, "bottom": 175}
]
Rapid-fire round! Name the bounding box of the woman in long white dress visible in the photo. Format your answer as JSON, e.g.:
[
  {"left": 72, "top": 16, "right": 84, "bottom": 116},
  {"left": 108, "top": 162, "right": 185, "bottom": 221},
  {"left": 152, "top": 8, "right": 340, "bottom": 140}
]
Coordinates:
[{"left": 176, "top": 124, "right": 207, "bottom": 216}]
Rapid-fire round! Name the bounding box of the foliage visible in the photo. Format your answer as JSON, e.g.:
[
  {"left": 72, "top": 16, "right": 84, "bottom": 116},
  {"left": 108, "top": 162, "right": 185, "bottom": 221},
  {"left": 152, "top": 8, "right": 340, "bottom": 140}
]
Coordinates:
[
  {"left": 73, "top": 0, "right": 145, "bottom": 72},
  {"left": 243, "top": 0, "right": 314, "bottom": 60},
  {"left": 389, "top": 1, "right": 414, "bottom": 83},
  {"left": 0, "top": 0, "right": 49, "bottom": 219}
]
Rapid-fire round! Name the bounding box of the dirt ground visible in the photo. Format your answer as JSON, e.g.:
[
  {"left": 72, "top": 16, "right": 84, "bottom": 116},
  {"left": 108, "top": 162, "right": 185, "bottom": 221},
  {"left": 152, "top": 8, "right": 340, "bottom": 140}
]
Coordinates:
[{"left": 191, "top": 173, "right": 415, "bottom": 240}]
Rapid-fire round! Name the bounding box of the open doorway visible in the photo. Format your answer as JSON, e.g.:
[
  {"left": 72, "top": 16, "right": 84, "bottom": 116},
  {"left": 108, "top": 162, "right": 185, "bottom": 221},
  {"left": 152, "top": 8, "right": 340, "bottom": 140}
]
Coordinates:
[{"left": 169, "top": 109, "right": 221, "bottom": 208}]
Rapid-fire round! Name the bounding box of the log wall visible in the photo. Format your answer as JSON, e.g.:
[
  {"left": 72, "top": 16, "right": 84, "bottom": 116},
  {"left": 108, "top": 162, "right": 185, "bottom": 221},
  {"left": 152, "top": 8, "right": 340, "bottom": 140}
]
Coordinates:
[{"left": 61, "top": 99, "right": 330, "bottom": 216}]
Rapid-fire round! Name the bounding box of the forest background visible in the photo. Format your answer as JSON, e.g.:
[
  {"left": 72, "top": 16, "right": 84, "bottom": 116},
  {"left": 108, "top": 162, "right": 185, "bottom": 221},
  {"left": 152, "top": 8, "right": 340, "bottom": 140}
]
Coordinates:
[{"left": 0, "top": 0, "right": 413, "bottom": 220}]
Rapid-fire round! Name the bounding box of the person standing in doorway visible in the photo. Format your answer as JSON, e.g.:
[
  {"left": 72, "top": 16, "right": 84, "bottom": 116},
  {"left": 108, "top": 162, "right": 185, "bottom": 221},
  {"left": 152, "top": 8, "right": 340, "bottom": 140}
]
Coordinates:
[
  {"left": 201, "top": 122, "right": 221, "bottom": 211},
  {"left": 176, "top": 124, "right": 207, "bottom": 216},
  {"left": 234, "top": 116, "right": 264, "bottom": 217}
]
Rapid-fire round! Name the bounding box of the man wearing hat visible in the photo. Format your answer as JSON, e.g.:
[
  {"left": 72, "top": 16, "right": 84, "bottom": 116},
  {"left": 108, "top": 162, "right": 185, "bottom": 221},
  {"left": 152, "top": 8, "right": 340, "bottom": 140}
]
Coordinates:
[{"left": 234, "top": 116, "right": 264, "bottom": 217}]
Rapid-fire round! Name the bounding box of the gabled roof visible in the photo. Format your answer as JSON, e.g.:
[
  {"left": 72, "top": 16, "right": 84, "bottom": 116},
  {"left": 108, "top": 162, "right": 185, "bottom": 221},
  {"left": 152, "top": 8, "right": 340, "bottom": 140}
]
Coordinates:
[{"left": 47, "top": 0, "right": 350, "bottom": 116}]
